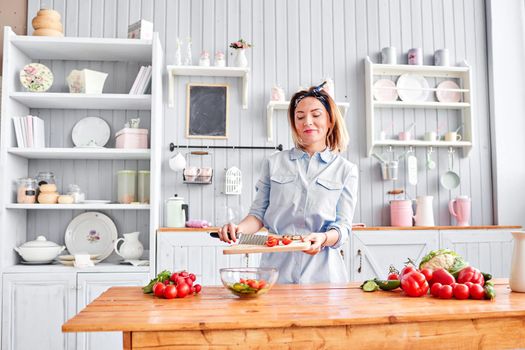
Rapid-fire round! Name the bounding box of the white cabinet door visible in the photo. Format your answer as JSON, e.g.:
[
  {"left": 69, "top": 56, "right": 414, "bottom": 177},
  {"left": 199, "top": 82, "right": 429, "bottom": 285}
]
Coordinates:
[
  {"left": 157, "top": 232, "right": 252, "bottom": 286},
  {"left": 351, "top": 231, "right": 439, "bottom": 281},
  {"left": 440, "top": 230, "right": 514, "bottom": 278},
  {"left": 2, "top": 273, "right": 76, "bottom": 350},
  {"left": 76, "top": 272, "right": 149, "bottom": 350}
]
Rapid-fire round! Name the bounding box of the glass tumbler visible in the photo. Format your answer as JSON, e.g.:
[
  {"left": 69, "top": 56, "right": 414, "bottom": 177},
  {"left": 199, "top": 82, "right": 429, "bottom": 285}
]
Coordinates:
[
  {"left": 117, "top": 170, "right": 137, "bottom": 204},
  {"left": 137, "top": 170, "right": 150, "bottom": 204}
]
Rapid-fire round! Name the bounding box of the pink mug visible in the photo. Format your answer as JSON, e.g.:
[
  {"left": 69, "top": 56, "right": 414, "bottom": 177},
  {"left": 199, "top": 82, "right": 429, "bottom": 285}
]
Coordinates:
[
  {"left": 390, "top": 200, "right": 413, "bottom": 227},
  {"left": 449, "top": 196, "right": 471, "bottom": 226}
]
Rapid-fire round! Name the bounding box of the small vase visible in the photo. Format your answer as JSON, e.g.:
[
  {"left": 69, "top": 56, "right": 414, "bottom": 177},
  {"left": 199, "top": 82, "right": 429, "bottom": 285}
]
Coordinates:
[{"left": 234, "top": 49, "right": 248, "bottom": 68}]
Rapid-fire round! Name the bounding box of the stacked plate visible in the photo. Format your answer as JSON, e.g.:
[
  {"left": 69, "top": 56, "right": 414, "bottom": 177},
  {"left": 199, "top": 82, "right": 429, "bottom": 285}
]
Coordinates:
[{"left": 57, "top": 254, "right": 102, "bottom": 266}]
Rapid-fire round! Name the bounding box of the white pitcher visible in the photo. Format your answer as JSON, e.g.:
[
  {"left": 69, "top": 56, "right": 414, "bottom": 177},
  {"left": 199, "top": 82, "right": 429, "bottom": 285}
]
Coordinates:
[
  {"left": 510, "top": 231, "right": 525, "bottom": 292},
  {"left": 114, "top": 232, "right": 144, "bottom": 260},
  {"left": 414, "top": 196, "right": 435, "bottom": 226}
]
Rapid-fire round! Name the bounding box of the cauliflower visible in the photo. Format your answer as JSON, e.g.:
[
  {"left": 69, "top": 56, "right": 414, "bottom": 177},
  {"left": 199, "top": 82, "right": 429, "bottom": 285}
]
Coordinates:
[{"left": 419, "top": 249, "right": 468, "bottom": 275}]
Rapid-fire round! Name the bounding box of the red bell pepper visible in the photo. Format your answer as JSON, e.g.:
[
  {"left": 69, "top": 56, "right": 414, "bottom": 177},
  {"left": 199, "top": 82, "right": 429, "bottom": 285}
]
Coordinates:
[
  {"left": 400, "top": 271, "right": 429, "bottom": 297},
  {"left": 431, "top": 268, "right": 455, "bottom": 286},
  {"left": 457, "top": 266, "right": 484, "bottom": 285}
]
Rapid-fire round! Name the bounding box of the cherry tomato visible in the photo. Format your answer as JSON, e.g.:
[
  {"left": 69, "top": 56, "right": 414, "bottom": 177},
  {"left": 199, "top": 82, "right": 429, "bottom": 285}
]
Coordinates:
[
  {"left": 453, "top": 284, "right": 470, "bottom": 300},
  {"left": 258, "top": 280, "right": 267, "bottom": 289},
  {"left": 388, "top": 273, "right": 400, "bottom": 281},
  {"left": 163, "top": 284, "right": 178, "bottom": 299},
  {"left": 464, "top": 282, "right": 474, "bottom": 289},
  {"left": 170, "top": 272, "right": 179, "bottom": 282},
  {"left": 438, "top": 285, "right": 453, "bottom": 299},
  {"left": 153, "top": 282, "right": 166, "bottom": 298},
  {"left": 180, "top": 271, "right": 189, "bottom": 278},
  {"left": 185, "top": 277, "right": 193, "bottom": 287},
  {"left": 430, "top": 282, "right": 443, "bottom": 297},
  {"left": 240, "top": 278, "right": 246, "bottom": 284},
  {"left": 420, "top": 268, "right": 433, "bottom": 283},
  {"left": 176, "top": 276, "right": 186, "bottom": 286},
  {"left": 281, "top": 236, "right": 293, "bottom": 245},
  {"left": 189, "top": 273, "right": 197, "bottom": 282},
  {"left": 193, "top": 284, "right": 202, "bottom": 294},
  {"left": 265, "top": 237, "right": 278, "bottom": 247},
  {"left": 469, "top": 284, "right": 485, "bottom": 300},
  {"left": 247, "top": 280, "right": 259, "bottom": 289},
  {"left": 177, "top": 283, "right": 191, "bottom": 298},
  {"left": 163, "top": 279, "right": 170, "bottom": 285}
]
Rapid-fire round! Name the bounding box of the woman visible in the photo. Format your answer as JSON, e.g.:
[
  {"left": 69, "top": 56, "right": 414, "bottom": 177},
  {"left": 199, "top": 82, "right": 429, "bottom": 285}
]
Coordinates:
[{"left": 218, "top": 82, "right": 358, "bottom": 283}]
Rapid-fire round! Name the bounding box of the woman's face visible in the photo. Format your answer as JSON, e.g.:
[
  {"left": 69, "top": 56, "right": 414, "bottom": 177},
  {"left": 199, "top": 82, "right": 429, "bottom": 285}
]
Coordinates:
[{"left": 294, "top": 97, "right": 332, "bottom": 152}]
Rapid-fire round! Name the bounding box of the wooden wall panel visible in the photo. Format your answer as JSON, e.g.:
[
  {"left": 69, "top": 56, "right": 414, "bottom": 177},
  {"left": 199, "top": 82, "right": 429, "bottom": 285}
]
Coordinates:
[{"left": 24, "top": 0, "right": 493, "bottom": 233}]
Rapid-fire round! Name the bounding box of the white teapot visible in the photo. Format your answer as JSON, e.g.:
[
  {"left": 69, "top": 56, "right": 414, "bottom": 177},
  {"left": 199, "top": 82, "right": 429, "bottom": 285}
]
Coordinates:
[{"left": 114, "top": 232, "right": 144, "bottom": 260}]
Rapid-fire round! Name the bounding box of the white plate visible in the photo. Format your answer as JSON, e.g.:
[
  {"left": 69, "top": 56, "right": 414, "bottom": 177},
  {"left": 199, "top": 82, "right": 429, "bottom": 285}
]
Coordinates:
[
  {"left": 58, "top": 254, "right": 100, "bottom": 261},
  {"left": 80, "top": 200, "right": 112, "bottom": 204},
  {"left": 20, "top": 260, "right": 54, "bottom": 265},
  {"left": 71, "top": 117, "right": 110, "bottom": 148},
  {"left": 64, "top": 212, "right": 117, "bottom": 261},
  {"left": 436, "top": 80, "right": 461, "bottom": 103},
  {"left": 373, "top": 79, "right": 398, "bottom": 102},
  {"left": 19, "top": 63, "right": 54, "bottom": 92},
  {"left": 396, "top": 74, "right": 430, "bottom": 102},
  {"left": 58, "top": 259, "right": 102, "bottom": 266}
]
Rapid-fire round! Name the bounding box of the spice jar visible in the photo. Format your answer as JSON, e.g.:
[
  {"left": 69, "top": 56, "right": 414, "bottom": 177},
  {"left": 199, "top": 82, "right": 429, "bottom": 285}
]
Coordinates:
[
  {"left": 117, "top": 170, "right": 137, "bottom": 204},
  {"left": 67, "top": 184, "right": 85, "bottom": 203},
  {"left": 137, "top": 170, "right": 150, "bottom": 204},
  {"left": 36, "top": 171, "right": 56, "bottom": 187},
  {"left": 16, "top": 178, "right": 37, "bottom": 204}
]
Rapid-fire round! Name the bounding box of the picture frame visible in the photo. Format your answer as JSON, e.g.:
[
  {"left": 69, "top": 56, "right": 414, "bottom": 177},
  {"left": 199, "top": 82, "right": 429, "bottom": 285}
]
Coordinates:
[{"left": 186, "top": 83, "right": 229, "bottom": 139}]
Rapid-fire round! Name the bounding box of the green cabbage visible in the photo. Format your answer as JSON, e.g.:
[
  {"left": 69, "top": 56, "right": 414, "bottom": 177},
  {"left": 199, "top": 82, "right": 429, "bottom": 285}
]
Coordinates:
[{"left": 419, "top": 249, "right": 469, "bottom": 275}]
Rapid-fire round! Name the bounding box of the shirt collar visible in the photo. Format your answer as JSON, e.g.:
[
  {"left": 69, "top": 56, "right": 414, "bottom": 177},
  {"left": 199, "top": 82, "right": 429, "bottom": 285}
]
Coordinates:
[{"left": 290, "top": 147, "right": 335, "bottom": 163}]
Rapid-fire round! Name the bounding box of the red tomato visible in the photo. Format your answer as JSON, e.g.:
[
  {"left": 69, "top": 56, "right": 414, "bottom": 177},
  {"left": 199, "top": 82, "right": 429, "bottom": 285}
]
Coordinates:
[
  {"left": 400, "top": 265, "right": 417, "bottom": 280},
  {"left": 450, "top": 282, "right": 458, "bottom": 289},
  {"left": 265, "top": 237, "right": 278, "bottom": 247},
  {"left": 177, "top": 283, "right": 191, "bottom": 298},
  {"left": 438, "top": 285, "right": 453, "bottom": 299},
  {"left": 193, "top": 284, "right": 202, "bottom": 294},
  {"left": 153, "top": 282, "right": 166, "bottom": 298},
  {"left": 163, "top": 279, "right": 170, "bottom": 285},
  {"left": 388, "top": 273, "right": 400, "bottom": 281},
  {"left": 457, "top": 266, "right": 484, "bottom": 285},
  {"left": 469, "top": 284, "right": 485, "bottom": 300},
  {"left": 453, "top": 284, "right": 470, "bottom": 300},
  {"left": 163, "top": 284, "right": 178, "bottom": 299},
  {"left": 430, "top": 282, "right": 443, "bottom": 297},
  {"left": 401, "top": 271, "right": 429, "bottom": 297},
  {"left": 176, "top": 276, "right": 186, "bottom": 286},
  {"left": 247, "top": 280, "right": 259, "bottom": 289},
  {"left": 464, "top": 282, "right": 474, "bottom": 289},
  {"left": 420, "top": 268, "right": 433, "bottom": 282},
  {"left": 189, "top": 273, "right": 197, "bottom": 282},
  {"left": 185, "top": 277, "right": 193, "bottom": 287},
  {"left": 239, "top": 278, "right": 246, "bottom": 284},
  {"left": 170, "top": 272, "right": 179, "bottom": 282},
  {"left": 180, "top": 271, "right": 189, "bottom": 278},
  {"left": 258, "top": 280, "right": 267, "bottom": 289},
  {"left": 281, "top": 236, "right": 292, "bottom": 245}
]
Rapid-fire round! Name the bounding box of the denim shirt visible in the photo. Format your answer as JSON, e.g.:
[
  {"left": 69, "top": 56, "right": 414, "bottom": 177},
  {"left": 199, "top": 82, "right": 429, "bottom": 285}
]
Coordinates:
[{"left": 248, "top": 147, "right": 358, "bottom": 284}]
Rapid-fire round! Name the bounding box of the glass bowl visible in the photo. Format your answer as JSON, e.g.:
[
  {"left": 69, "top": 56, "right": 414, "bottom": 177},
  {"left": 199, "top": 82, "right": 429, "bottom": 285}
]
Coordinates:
[{"left": 219, "top": 267, "right": 279, "bottom": 298}]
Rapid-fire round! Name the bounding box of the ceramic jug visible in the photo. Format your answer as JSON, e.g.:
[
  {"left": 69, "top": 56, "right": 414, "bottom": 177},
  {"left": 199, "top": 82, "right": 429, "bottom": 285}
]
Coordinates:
[
  {"left": 510, "top": 231, "right": 525, "bottom": 292},
  {"left": 166, "top": 195, "right": 189, "bottom": 228},
  {"left": 390, "top": 200, "right": 413, "bottom": 227},
  {"left": 414, "top": 196, "right": 435, "bottom": 226},
  {"left": 114, "top": 232, "right": 144, "bottom": 260},
  {"left": 449, "top": 196, "right": 471, "bottom": 226}
]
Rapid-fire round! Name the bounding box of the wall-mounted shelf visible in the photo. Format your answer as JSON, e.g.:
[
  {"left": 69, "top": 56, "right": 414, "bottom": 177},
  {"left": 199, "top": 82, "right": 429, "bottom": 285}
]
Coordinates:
[
  {"left": 6, "top": 204, "right": 151, "bottom": 210},
  {"left": 8, "top": 148, "right": 150, "bottom": 160},
  {"left": 364, "top": 56, "right": 474, "bottom": 157},
  {"left": 266, "top": 100, "right": 350, "bottom": 142},
  {"left": 10, "top": 92, "right": 151, "bottom": 110},
  {"left": 167, "top": 65, "right": 250, "bottom": 109}
]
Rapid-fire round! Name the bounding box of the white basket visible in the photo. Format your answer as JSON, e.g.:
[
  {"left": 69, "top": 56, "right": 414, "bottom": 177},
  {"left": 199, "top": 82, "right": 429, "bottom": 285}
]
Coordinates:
[{"left": 224, "top": 166, "right": 242, "bottom": 195}]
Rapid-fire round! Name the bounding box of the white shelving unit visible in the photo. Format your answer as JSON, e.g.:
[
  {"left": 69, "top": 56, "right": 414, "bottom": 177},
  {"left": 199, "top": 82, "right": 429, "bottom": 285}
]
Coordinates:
[
  {"left": 0, "top": 27, "right": 163, "bottom": 275},
  {"left": 166, "top": 65, "right": 250, "bottom": 109},
  {"left": 266, "top": 100, "right": 350, "bottom": 142},
  {"left": 364, "top": 56, "right": 474, "bottom": 157}
]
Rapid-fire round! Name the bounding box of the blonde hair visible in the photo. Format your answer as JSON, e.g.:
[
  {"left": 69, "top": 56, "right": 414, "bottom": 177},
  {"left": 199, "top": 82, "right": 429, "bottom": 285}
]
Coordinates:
[{"left": 288, "top": 86, "right": 349, "bottom": 153}]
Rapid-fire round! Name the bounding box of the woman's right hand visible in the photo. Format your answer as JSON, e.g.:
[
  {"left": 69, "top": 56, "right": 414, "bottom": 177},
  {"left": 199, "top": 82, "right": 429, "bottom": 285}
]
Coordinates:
[{"left": 218, "top": 223, "right": 240, "bottom": 243}]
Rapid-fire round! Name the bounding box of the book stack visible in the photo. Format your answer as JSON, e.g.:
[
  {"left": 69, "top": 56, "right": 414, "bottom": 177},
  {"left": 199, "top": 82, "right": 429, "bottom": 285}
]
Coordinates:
[
  {"left": 129, "top": 65, "right": 152, "bottom": 94},
  {"left": 12, "top": 115, "right": 45, "bottom": 148}
]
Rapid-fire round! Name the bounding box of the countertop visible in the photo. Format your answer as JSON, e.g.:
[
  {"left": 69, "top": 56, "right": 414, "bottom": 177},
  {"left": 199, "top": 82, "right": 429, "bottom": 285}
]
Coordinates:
[{"left": 63, "top": 279, "right": 523, "bottom": 333}]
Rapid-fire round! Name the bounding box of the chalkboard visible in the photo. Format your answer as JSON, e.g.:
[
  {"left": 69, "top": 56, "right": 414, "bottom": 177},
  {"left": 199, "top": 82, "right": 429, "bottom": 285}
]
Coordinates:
[{"left": 186, "top": 83, "right": 229, "bottom": 139}]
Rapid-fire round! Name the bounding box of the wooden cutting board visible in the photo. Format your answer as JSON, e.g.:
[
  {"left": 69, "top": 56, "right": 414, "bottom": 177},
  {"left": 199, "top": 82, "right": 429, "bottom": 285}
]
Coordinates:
[{"left": 222, "top": 241, "right": 311, "bottom": 255}]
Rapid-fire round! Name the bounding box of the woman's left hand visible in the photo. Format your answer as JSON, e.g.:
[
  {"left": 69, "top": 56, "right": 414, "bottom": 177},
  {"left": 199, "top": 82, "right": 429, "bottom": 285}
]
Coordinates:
[{"left": 301, "top": 232, "right": 327, "bottom": 255}]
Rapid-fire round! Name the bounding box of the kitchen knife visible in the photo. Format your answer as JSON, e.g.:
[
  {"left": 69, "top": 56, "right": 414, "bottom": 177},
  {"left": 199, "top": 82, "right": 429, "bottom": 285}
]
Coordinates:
[{"left": 209, "top": 232, "right": 268, "bottom": 245}]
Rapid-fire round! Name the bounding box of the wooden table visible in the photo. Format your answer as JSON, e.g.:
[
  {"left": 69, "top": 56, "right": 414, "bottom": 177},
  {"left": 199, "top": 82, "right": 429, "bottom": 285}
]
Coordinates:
[{"left": 63, "top": 279, "right": 525, "bottom": 349}]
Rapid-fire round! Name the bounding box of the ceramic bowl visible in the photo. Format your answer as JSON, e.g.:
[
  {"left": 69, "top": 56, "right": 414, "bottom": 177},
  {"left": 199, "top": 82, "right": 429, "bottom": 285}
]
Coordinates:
[
  {"left": 220, "top": 267, "right": 279, "bottom": 298},
  {"left": 14, "top": 236, "right": 65, "bottom": 262}
]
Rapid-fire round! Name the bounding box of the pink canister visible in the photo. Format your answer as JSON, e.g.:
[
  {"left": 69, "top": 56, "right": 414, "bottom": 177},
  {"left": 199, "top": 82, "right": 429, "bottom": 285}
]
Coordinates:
[
  {"left": 390, "top": 200, "right": 413, "bottom": 227},
  {"left": 115, "top": 128, "right": 148, "bottom": 149}
]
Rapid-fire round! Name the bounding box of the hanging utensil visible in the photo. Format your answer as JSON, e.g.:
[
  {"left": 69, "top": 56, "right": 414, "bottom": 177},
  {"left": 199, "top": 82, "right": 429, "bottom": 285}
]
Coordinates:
[
  {"left": 426, "top": 147, "right": 436, "bottom": 170},
  {"left": 407, "top": 153, "right": 418, "bottom": 186},
  {"left": 454, "top": 124, "right": 464, "bottom": 134},
  {"left": 440, "top": 149, "right": 460, "bottom": 190}
]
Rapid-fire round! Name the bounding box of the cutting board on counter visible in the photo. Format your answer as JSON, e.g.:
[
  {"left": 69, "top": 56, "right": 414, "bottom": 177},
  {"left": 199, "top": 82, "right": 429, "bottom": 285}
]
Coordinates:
[{"left": 222, "top": 241, "right": 311, "bottom": 255}]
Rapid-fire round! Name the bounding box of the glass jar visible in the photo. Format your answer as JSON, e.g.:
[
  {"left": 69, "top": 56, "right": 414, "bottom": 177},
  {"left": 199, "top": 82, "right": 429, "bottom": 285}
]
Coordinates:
[
  {"left": 117, "top": 170, "right": 137, "bottom": 204},
  {"left": 35, "top": 171, "right": 55, "bottom": 187},
  {"left": 137, "top": 170, "right": 150, "bottom": 204},
  {"left": 67, "top": 184, "right": 85, "bottom": 203},
  {"left": 16, "top": 178, "right": 37, "bottom": 204}
]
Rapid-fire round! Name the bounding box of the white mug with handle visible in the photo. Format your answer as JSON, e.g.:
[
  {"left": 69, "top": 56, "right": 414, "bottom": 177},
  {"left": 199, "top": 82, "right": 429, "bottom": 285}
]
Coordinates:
[{"left": 169, "top": 152, "right": 186, "bottom": 171}]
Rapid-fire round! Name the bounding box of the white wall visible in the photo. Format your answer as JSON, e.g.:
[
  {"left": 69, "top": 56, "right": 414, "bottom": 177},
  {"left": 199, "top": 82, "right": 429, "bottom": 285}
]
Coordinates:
[
  {"left": 24, "top": 0, "right": 496, "bottom": 228},
  {"left": 486, "top": 0, "right": 525, "bottom": 228}
]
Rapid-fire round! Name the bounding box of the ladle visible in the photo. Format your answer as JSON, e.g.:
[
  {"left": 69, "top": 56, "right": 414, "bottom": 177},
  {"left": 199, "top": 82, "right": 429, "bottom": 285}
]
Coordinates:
[{"left": 440, "top": 149, "right": 460, "bottom": 190}]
